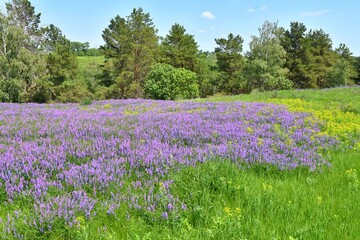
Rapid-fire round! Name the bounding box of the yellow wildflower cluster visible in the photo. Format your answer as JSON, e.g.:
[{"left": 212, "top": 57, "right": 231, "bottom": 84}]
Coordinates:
[
  {"left": 262, "top": 182, "right": 273, "bottom": 192},
  {"left": 223, "top": 206, "right": 242, "bottom": 220},
  {"left": 76, "top": 216, "right": 85, "bottom": 229},
  {"left": 346, "top": 169, "right": 359, "bottom": 191},
  {"left": 103, "top": 104, "right": 113, "bottom": 109},
  {"left": 267, "top": 98, "right": 360, "bottom": 149}
]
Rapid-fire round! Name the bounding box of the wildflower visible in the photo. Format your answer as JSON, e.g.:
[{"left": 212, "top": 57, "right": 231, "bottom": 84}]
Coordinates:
[
  {"left": 246, "top": 127, "right": 254, "bottom": 134},
  {"left": 76, "top": 216, "right": 86, "bottom": 231},
  {"left": 167, "top": 203, "right": 173, "bottom": 211},
  {"left": 262, "top": 183, "right": 273, "bottom": 192},
  {"left": 161, "top": 212, "right": 169, "bottom": 220},
  {"left": 224, "top": 207, "right": 232, "bottom": 216},
  {"left": 316, "top": 196, "right": 323, "bottom": 205}
]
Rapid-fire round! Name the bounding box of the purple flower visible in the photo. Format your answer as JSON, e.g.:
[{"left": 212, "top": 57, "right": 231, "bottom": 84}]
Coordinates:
[{"left": 161, "top": 211, "right": 169, "bottom": 220}]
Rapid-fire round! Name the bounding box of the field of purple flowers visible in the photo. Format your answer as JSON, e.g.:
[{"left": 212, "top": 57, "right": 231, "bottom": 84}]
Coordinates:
[{"left": 0, "top": 99, "right": 337, "bottom": 238}]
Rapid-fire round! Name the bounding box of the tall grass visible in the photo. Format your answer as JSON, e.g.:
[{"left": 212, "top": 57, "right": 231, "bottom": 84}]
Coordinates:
[{"left": 39, "top": 151, "right": 360, "bottom": 239}]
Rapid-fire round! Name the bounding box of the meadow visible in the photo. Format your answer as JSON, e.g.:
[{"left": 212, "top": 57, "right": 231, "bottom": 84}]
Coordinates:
[{"left": 0, "top": 87, "right": 359, "bottom": 239}]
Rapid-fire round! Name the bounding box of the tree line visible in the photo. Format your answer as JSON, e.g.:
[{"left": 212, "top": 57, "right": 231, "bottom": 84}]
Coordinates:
[{"left": 0, "top": 1, "right": 359, "bottom": 103}]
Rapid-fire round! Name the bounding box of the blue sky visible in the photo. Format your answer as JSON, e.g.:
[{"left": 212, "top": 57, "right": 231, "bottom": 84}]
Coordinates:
[{"left": 15, "top": 0, "right": 360, "bottom": 56}]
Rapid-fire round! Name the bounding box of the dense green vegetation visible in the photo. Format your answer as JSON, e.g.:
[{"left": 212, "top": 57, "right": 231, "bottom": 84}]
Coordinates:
[
  {"left": 0, "top": 1, "right": 359, "bottom": 239},
  {"left": 0, "top": 0, "right": 358, "bottom": 103},
  {"left": 1, "top": 87, "right": 358, "bottom": 239}
]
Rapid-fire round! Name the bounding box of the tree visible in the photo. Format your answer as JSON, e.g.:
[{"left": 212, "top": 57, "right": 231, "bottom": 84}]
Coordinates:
[
  {"left": 325, "top": 58, "right": 355, "bottom": 87},
  {"left": 306, "top": 29, "right": 336, "bottom": 88},
  {"left": 335, "top": 43, "right": 352, "bottom": 60},
  {"left": 354, "top": 57, "right": 360, "bottom": 84},
  {"left": 70, "top": 41, "right": 90, "bottom": 56},
  {"left": 144, "top": 63, "right": 199, "bottom": 100},
  {"left": 194, "top": 51, "right": 219, "bottom": 97},
  {"left": 42, "top": 24, "right": 77, "bottom": 86},
  {"left": 280, "top": 22, "right": 312, "bottom": 88},
  {"left": 246, "top": 21, "right": 292, "bottom": 91},
  {"left": 101, "top": 8, "right": 158, "bottom": 98},
  {"left": 326, "top": 43, "right": 357, "bottom": 87},
  {"left": 5, "top": 0, "right": 40, "bottom": 34},
  {"left": 215, "top": 33, "right": 245, "bottom": 93},
  {"left": 0, "top": 2, "right": 48, "bottom": 102},
  {"left": 159, "top": 23, "right": 198, "bottom": 71},
  {"left": 5, "top": 0, "right": 41, "bottom": 52}
]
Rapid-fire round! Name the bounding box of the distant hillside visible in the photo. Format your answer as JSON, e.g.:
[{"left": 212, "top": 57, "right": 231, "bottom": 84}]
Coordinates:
[{"left": 77, "top": 56, "right": 105, "bottom": 74}]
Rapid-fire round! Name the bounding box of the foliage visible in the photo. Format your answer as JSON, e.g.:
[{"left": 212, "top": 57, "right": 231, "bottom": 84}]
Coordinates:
[
  {"left": 71, "top": 41, "right": 102, "bottom": 56},
  {"left": 280, "top": 22, "right": 313, "bottom": 88},
  {"left": 215, "top": 33, "right": 245, "bottom": 93},
  {"left": 0, "top": 0, "right": 81, "bottom": 103},
  {"left": 0, "top": 4, "right": 48, "bottom": 103},
  {"left": 101, "top": 8, "right": 158, "bottom": 98},
  {"left": 246, "top": 21, "right": 293, "bottom": 91},
  {"left": 1, "top": 91, "right": 360, "bottom": 238},
  {"left": 159, "top": 23, "right": 199, "bottom": 71},
  {"left": 43, "top": 24, "right": 78, "bottom": 86},
  {"left": 280, "top": 22, "right": 357, "bottom": 89},
  {"left": 326, "top": 58, "right": 356, "bottom": 87},
  {"left": 354, "top": 56, "right": 360, "bottom": 84},
  {"left": 79, "top": 97, "right": 93, "bottom": 105},
  {"left": 144, "top": 63, "right": 199, "bottom": 100},
  {"left": 0, "top": 3, "right": 358, "bottom": 103},
  {"left": 194, "top": 51, "right": 219, "bottom": 97}
]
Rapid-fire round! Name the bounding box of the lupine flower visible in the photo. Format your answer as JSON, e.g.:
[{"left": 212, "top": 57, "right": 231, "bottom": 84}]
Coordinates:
[{"left": 0, "top": 99, "right": 337, "bottom": 234}]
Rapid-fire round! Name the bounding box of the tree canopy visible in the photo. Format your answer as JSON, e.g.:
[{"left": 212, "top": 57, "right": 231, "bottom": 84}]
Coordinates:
[{"left": 0, "top": 3, "right": 357, "bottom": 103}]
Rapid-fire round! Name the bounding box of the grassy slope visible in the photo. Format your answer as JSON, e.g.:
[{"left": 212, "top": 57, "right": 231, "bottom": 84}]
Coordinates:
[
  {"left": 170, "top": 86, "right": 360, "bottom": 239},
  {"left": 74, "top": 87, "right": 360, "bottom": 240},
  {"left": 76, "top": 56, "right": 105, "bottom": 75},
  {"left": 2, "top": 87, "right": 360, "bottom": 239},
  {"left": 199, "top": 86, "right": 360, "bottom": 112}
]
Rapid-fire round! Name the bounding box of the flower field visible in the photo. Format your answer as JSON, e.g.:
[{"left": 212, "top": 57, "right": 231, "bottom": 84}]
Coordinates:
[{"left": 0, "top": 89, "right": 359, "bottom": 239}]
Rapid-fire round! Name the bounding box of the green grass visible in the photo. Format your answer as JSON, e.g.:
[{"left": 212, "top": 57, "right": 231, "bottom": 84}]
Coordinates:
[
  {"left": 77, "top": 56, "right": 105, "bottom": 75},
  {"left": 38, "top": 151, "right": 360, "bottom": 240},
  {"left": 203, "top": 86, "right": 360, "bottom": 102},
  {"left": 198, "top": 86, "right": 360, "bottom": 113},
  {"left": 67, "top": 87, "right": 360, "bottom": 239},
  {"left": 2, "top": 86, "right": 360, "bottom": 239},
  {"left": 169, "top": 151, "right": 360, "bottom": 239}
]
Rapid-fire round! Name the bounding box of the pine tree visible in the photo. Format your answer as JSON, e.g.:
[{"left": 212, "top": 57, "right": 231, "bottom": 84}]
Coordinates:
[
  {"left": 159, "top": 23, "right": 198, "bottom": 71},
  {"left": 215, "top": 33, "right": 245, "bottom": 93},
  {"left": 101, "top": 8, "right": 158, "bottom": 98}
]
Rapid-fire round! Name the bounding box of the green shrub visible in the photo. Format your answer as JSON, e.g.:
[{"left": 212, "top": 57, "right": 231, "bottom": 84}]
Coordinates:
[
  {"left": 144, "top": 63, "right": 199, "bottom": 100},
  {"left": 79, "top": 97, "right": 93, "bottom": 105}
]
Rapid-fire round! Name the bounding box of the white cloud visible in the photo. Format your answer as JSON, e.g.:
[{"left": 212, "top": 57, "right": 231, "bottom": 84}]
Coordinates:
[
  {"left": 201, "top": 11, "right": 215, "bottom": 19},
  {"left": 261, "top": 6, "right": 267, "bottom": 11},
  {"left": 209, "top": 27, "right": 216, "bottom": 31},
  {"left": 199, "top": 29, "right": 208, "bottom": 33},
  {"left": 300, "top": 9, "right": 330, "bottom": 16},
  {"left": 248, "top": 8, "right": 255, "bottom": 13}
]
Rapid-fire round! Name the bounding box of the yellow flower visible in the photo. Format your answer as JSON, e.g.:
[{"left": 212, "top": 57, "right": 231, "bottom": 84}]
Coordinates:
[
  {"left": 76, "top": 216, "right": 85, "bottom": 228},
  {"left": 224, "top": 207, "right": 232, "bottom": 215},
  {"left": 246, "top": 127, "right": 254, "bottom": 134},
  {"left": 316, "top": 196, "right": 323, "bottom": 205},
  {"left": 262, "top": 183, "right": 273, "bottom": 192}
]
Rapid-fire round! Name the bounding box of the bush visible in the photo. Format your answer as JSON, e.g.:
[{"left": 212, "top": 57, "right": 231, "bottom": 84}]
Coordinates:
[
  {"left": 144, "top": 63, "right": 199, "bottom": 100},
  {"left": 79, "top": 97, "right": 93, "bottom": 105}
]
